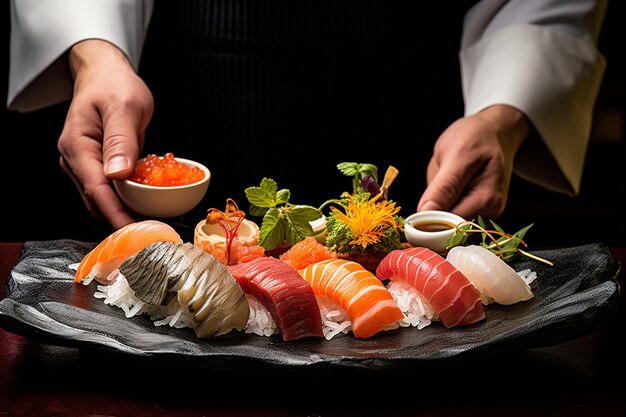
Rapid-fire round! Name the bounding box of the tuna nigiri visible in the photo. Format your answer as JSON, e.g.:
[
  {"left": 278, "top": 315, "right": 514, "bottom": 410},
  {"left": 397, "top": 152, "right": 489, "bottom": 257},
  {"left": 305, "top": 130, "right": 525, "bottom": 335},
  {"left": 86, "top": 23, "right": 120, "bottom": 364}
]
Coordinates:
[
  {"left": 446, "top": 245, "right": 534, "bottom": 305},
  {"left": 112, "top": 240, "right": 249, "bottom": 338},
  {"left": 74, "top": 220, "right": 182, "bottom": 285},
  {"left": 228, "top": 257, "right": 324, "bottom": 341},
  {"left": 376, "top": 247, "right": 485, "bottom": 328},
  {"left": 299, "top": 258, "right": 404, "bottom": 338}
]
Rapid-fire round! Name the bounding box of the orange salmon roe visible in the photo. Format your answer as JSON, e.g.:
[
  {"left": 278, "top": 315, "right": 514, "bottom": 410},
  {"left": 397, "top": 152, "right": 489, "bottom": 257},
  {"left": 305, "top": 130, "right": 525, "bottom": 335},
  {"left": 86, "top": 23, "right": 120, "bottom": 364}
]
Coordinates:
[
  {"left": 279, "top": 237, "right": 337, "bottom": 270},
  {"left": 236, "top": 245, "right": 266, "bottom": 264},
  {"left": 131, "top": 152, "right": 205, "bottom": 186}
]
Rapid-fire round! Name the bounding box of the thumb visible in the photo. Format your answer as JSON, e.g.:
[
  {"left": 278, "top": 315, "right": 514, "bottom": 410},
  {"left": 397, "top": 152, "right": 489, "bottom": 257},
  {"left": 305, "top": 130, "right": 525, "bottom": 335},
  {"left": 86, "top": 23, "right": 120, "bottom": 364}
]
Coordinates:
[
  {"left": 104, "top": 154, "right": 134, "bottom": 180},
  {"left": 417, "top": 199, "right": 442, "bottom": 212},
  {"left": 102, "top": 114, "right": 145, "bottom": 180},
  {"left": 417, "top": 161, "right": 470, "bottom": 213}
]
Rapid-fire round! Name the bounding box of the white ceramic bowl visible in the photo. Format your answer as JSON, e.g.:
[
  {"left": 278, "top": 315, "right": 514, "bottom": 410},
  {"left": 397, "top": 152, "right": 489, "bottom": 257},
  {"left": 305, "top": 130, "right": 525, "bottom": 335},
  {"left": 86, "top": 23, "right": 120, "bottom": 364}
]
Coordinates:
[
  {"left": 113, "top": 157, "right": 211, "bottom": 218},
  {"left": 403, "top": 210, "right": 467, "bottom": 253}
]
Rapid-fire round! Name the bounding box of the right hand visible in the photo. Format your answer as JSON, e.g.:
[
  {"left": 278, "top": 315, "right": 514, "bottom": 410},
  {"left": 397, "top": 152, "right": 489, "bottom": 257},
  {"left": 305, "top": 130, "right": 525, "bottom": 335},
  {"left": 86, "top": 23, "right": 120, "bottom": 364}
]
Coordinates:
[
  {"left": 416, "top": 105, "right": 529, "bottom": 221},
  {"left": 58, "top": 39, "right": 154, "bottom": 229}
]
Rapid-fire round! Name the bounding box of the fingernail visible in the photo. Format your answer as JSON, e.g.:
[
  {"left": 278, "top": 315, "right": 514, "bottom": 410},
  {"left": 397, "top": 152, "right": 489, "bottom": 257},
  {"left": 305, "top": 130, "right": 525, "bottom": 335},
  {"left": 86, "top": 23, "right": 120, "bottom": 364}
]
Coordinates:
[
  {"left": 105, "top": 156, "right": 130, "bottom": 175},
  {"left": 419, "top": 201, "right": 439, "bottom": 211}
]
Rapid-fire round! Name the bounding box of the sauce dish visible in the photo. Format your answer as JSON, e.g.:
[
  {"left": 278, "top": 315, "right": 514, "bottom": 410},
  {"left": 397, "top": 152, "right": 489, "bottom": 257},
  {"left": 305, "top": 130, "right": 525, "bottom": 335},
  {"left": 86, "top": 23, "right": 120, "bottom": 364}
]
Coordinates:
[{"left": 403, "top": 210, "right": 467, "bottom": 253}]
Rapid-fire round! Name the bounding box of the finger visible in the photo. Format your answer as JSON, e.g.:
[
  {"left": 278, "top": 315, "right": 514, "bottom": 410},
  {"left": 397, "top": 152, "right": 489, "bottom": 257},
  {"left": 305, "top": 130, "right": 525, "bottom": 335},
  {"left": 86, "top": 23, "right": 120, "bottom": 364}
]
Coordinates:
[
  {"left": 450, "top": 176, "right": 507, "bottom": 220},
  {"left": 91, "top": 181, "right": 137, "bottom": 229},
  {"left": 447, "top": 191, "right": 504, "bottom": 220},
  {"left": 59, "top": 125, "right": 136, "bottom": 229},
  {"left": 417, "top": 159, "right": 477, "bottom": 214},
  {"left": 61, "top": 152, "right": 136, "bottom": 229},
  {"left": 70, "top": 145, "right": 137, "bottom": 229},
  {"left": 59, "top": 155, "right": 104, "bottom": 221}
]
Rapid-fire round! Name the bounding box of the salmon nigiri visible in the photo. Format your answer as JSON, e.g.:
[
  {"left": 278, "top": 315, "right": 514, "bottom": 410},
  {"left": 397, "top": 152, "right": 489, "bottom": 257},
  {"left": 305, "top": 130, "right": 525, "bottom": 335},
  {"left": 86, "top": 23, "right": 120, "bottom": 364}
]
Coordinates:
[
  {"left": 376, "top": 247, "right": 485, "bottom": 328},
  {"left": 74, "top": 220, "right": 182, "bottom": 285},
  {"left": 299, "top": 258, "right": 404, "bottom": 338}
]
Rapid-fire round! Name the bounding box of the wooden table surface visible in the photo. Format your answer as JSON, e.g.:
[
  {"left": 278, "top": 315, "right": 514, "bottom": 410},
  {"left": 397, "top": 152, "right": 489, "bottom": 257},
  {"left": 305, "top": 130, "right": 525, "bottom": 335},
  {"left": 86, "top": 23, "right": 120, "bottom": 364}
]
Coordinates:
[{"left": 1, "top": 242, "right": 625, "bottom": 417}]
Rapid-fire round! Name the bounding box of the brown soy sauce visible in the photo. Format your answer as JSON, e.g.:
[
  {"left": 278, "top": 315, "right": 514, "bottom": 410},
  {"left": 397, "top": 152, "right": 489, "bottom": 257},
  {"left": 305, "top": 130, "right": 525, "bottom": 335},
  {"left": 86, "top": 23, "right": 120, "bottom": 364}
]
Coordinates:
[{"left": 410, "top": 220, "right": 456, "bottom": 232}]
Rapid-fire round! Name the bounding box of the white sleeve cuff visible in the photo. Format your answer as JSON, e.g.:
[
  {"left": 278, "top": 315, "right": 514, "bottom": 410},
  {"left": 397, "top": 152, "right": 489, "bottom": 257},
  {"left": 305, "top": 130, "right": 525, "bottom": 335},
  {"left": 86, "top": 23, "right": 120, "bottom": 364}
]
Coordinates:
[
  {"left": 461, "top": 23, "right": 606, "bottom": 195},
  {"left": 7, "top": 0, "right": 153, "bottom": 112}
]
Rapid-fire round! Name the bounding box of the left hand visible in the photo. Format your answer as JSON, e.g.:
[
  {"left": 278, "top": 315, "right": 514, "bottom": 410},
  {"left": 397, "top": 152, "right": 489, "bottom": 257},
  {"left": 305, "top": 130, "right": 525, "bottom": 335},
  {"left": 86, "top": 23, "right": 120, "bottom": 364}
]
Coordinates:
[
  {"left": 417, "top": 105, "right": 530, "bottom": 220},
  {"left": 58, "top": 39, "right": 154, "bottom": 230}
]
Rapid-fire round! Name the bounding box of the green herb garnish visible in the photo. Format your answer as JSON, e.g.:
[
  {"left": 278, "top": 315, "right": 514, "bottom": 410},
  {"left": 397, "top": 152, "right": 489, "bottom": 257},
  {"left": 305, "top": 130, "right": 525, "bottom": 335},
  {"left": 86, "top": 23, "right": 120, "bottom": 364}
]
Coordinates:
[
  {"left": 447, "top": 216, "right": 553, "bottom": 266},
  {"left": 245, "top": 178, "right": 324, "bottom": 251},
  {"left": 336, "top": 162, "right": 378, "bottom": 194},
  {"left": 322, "top": 163, "right": 405, "bottom": 255}
]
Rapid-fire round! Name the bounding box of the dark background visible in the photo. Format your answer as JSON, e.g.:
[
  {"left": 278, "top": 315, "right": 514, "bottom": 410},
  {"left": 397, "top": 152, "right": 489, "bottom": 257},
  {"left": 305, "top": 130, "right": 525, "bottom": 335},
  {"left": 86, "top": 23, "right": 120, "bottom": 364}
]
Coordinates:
[{"left": 1, "top": 2, "right": 624, "bottom": 248}]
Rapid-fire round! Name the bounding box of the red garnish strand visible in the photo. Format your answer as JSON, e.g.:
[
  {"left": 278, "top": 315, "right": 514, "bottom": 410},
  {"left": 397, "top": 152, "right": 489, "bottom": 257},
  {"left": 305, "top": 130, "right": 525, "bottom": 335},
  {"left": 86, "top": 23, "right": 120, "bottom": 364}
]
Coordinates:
[
  {"left": 131, "top": 152, "right": 204, "bottom": 186},
  {"left": 206, "top": 198, "right": 245, "bottom": 265}
]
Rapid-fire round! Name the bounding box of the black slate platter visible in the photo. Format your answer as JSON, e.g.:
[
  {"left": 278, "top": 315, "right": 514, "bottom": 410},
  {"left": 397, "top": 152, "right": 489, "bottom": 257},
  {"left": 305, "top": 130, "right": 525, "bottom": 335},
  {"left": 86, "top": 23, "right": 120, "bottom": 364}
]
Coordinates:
[{"left": 0, "top": 240, "right": 621, "bottom": 372}]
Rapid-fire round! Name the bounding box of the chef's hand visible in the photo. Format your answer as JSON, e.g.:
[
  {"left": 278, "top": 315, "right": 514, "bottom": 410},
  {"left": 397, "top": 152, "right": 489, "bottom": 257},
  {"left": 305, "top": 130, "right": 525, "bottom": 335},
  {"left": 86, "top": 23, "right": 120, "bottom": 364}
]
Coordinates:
[
  {"left": 58, "top": 39, "right": 154, "bottom": 229},
  {"left": 417, "top": 105, "right": 530, "bottom": 221}
]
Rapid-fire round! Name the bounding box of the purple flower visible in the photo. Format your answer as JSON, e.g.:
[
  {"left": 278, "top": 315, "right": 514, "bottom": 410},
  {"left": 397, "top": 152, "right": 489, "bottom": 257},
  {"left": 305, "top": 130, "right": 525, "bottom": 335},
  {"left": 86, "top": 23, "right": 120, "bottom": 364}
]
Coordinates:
[{"left": 361, "top": 176, "right": 387, "bottom": 199}]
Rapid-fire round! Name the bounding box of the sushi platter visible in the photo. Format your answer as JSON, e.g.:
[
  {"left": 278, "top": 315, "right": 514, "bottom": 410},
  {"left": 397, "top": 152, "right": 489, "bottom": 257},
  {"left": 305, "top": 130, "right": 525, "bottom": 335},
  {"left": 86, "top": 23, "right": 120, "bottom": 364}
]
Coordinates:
[{"left": 0, "top": 238, "right": 619, "bottom": 371}]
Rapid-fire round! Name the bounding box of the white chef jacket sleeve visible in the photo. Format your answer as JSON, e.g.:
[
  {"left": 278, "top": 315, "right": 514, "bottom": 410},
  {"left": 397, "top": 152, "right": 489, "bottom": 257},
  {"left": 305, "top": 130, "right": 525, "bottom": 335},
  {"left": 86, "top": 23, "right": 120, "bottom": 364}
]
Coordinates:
[
  {"left": 7, "top": 0, "right": 154, "bottom": 112},
  {"left": 461, "top": 0, "right": 608, "bottom": 195}
]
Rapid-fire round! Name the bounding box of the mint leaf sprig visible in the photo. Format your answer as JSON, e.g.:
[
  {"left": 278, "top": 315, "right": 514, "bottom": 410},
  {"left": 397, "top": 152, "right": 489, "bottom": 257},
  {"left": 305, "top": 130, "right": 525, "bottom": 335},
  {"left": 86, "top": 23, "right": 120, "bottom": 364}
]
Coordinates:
[
  {"left": 336, "top": 162, "right": 378, "bottom": 195},
  {"left": 447, "top": 216, "right": 553, "bottom": 266},
  {"left": 245, "top": 178, "right": 324, "bottom": 251}
]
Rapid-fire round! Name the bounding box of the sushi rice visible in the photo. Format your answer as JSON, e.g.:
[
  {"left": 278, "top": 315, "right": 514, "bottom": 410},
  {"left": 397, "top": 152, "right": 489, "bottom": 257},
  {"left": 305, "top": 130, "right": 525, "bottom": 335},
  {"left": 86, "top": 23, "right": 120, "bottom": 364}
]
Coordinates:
[
  {"left": 92, "top": 270, "right": 439, "bottom": 340},
  {"left": 94, "top": 271, "right": 195, "bottom": 329},
  {"left": 87, "top": 265, "right": 536, "bottom": 340}
]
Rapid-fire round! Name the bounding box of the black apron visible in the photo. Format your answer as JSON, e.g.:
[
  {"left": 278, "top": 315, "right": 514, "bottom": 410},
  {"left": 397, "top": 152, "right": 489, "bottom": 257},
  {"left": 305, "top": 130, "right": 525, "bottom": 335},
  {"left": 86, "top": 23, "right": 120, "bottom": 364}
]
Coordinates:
[{"left": 139, "top": 1, "right": 474, "bottom": 225}]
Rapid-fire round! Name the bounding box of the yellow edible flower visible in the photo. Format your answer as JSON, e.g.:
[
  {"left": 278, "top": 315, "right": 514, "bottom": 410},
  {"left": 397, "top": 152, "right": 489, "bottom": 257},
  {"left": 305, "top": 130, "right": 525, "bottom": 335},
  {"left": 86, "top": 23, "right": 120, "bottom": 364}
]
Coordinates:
[{"left": 331, "top": 193, "right": 402, "bottom": 249}]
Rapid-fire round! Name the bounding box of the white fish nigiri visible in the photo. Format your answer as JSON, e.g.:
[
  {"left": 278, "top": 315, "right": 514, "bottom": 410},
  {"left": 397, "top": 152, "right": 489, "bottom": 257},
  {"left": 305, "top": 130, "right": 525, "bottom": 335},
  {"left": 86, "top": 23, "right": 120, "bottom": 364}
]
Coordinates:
[{"left": 446, "top": 245, "right": 534, "bottom": 305}]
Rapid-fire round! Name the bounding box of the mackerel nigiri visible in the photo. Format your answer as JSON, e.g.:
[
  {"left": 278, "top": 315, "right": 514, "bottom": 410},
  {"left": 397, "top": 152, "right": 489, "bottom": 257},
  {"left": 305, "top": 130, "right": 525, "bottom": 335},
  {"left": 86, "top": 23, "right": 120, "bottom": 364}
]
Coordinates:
[
  {"left": 74, "top": 220, "right": 182, "bottom": 284},
  {"left": 299, "top": 258, "right": 404, "bottom": 338},
  {"left": 376, "top": 247, "right": 485, "bottom": 328},
  {"left": 228, "top": 257, "right": 324, "bottom": 341},
  {"left": 116, "top": 240, "right": 249, "bottom": 338}
]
